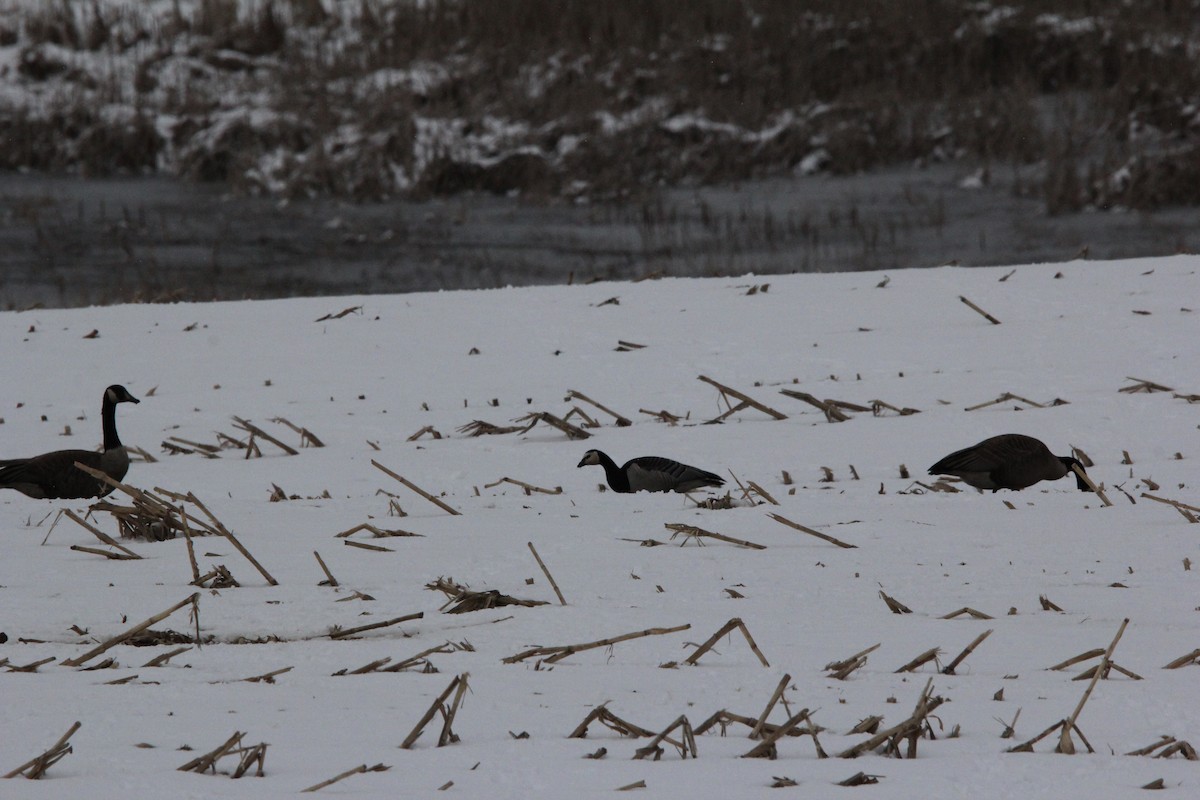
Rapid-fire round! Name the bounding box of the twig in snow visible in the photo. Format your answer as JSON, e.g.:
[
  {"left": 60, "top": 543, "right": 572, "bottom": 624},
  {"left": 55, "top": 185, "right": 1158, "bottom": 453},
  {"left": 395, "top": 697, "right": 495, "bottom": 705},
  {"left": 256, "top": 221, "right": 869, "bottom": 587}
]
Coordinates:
[
  {"left": 742, "top": 708, "right": 821, "bottom": 759},
  {"left": 231, "top": 416, "right": 299, "bottom": 455},
  {"left": 1119, "top": 377, "right": 1174, "bottom": 393},
  {"left": 568, "top": 704, "right": 655, "bottom": 739},
  {"left": 329, "top": 611, "right": 423, "bottom": 640},
  {"left": 963, "top": 391, "right": 1043, "bottom": 411},
  {"left": 825, "top": 643, "right": 881, "bottom": 680},
  {"left": 767, "top": 513, "right": 857, "bottom": 549},
  {"left": 484, "top": 477, "right": 563, "bottom": 495},
  {"left": 632, "top": 716, "right": 697, "bottom": 760},
  {"left": 878, "top": 590, "right": 913, "bottom": 614},
  {"left": 527, "top": 542, "right": 567, "bottom": 605},
  {"left": 187, "top": 492, "right": 278, "bottom": 585},
  {"left": 959, "top": 295, "right": 1001, "bottom": 324},
  {"left": 503, "top": 624, "right": 690, "bottom": 665},
  {"left": 698, "top": 375, "right": 787, "bottom": 422},
  {"left": 565, "top": 390, "right": 632, "bottom": 426},
  {"left": 665, "top": 523, "right": 767, "bottom": 550},
  {"left": 941, "top": 607, "right": 994, "bottom": 619},
  {"left": 301, "top": 763, "right": 391, "bottom": 793},
  {"left": 61, "top": 593, "right": 199, "bottom": 667},
  {"left": 3, "top": 721, "right": 81, "bottom": 779},
  {"left": 270, "top": 416, "right": 325, "bottom": 447},
  {"left": 63, "top": 509, "right": 141, "bottom": 558},
  {"left": 314, "top": 551, "right": 338, "bottom": 587},
  {"left": 1010, "top": 618, "right": 1129, "bottom": 754},
  {"left": 371, "top": 460, "right": 461, "bottom": 515},
  {"left": 1163, "top": 648, "right": 1200, "bottom": 669},
  {"left": 400, "top": 673, "right": 469, "bottom": 749},
  {"left": 894, "top": 647, "right": 941, "bottom": 673},
  {"left": 941, "top": 629, "right": 993, "bottom": 675},
  {"left": 748, "top": 673, "right": 792, "bottom": 739},
  {"left": 682, "top": 617, "right": 770, "bottom": 667},
  {"left": 838, "top": 679, "right": 944, "bottom": 758}
]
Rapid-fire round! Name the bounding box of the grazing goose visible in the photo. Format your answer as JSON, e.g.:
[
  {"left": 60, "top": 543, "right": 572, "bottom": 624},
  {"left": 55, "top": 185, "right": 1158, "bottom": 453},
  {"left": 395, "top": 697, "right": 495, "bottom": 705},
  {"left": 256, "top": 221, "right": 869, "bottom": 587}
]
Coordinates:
[
  {"left": 0, "top": 385, "right": 140, "bottom": 499},
  {"left": 577, "top": 449, "right": 725, "bottom": 493},
  {"left": 928, "top": 433, "right": 1092, "bottom": 492}
]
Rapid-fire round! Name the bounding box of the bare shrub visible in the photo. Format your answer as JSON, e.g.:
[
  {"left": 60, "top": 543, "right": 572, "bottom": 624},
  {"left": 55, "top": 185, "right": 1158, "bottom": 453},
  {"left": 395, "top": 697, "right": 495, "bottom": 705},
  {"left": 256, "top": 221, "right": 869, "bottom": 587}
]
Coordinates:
[{"left": 0, "top": 0, "right": 1196, "bottom": 210}]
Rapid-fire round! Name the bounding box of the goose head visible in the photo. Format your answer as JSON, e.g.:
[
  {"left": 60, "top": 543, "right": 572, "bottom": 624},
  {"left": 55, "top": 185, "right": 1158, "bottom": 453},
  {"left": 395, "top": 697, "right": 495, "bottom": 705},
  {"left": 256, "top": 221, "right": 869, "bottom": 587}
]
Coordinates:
[
  {"left": 105, "top": 385, "right": 141, "bottom": 406},
  {"left": 577, "top": 450, "right": 603, "bottom": 468}
]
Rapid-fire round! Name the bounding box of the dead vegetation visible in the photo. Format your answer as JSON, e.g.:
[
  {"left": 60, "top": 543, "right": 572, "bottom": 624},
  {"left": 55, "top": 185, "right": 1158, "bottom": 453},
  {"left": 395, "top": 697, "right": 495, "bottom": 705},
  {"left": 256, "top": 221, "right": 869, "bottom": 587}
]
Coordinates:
[
  {"left": 426, "top": 577, "right": 548, "bottom": 613},
  {"left": 3, "top": 721, "right": 81, "bottom": 779},
  {"left": 699, "top": 375, "right": 787, "bottom": 423},
  {"left": 301, "top": 763, "right": 391, "bottom": 793},
  {"left": 5, "top": 2, "right": 1199, "bottom": 213},
  {"left": 162, "top": 416, "right": 323, "bottom": 458},
  {"left": 61, "top": 593, "right": 200, "bottom": 668},
  {"left": 1010, "top": 619, "right": 1130, "bottom": 754},
  {"left": 503, "top": 624, "right": 691, "bottom": 667},
  {"left": 328, "top": 611, "right": 424, "bottom": 641},
  {"left": 177, "top": 731, "right": 267, "bottom": 778},
  {"left": 400, "top": 673, "right": 470, "bottom": 749}
]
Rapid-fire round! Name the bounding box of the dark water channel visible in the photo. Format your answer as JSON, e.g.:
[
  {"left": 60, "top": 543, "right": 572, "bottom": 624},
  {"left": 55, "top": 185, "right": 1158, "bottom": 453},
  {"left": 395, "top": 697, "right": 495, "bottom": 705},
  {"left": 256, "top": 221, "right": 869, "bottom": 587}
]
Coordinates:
[{"left": 2, "top": 166, "right": 1196, "bottom": 309}]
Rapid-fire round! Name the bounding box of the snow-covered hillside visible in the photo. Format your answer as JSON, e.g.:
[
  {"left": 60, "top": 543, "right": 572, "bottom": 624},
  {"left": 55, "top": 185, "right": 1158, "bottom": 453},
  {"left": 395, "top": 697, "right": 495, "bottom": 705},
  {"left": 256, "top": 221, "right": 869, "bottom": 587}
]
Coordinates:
[{"left": 1, "top": 257, "right": 1197, "bottom": 798}]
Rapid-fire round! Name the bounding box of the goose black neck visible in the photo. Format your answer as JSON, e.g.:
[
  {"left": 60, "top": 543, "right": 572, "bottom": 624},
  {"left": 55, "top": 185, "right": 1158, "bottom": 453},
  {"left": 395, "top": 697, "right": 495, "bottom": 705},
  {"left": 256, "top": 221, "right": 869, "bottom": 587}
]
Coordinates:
[
  {"left": 596, "top": 451, "right": 630, "bottom": 492},
  {"left": 1059, "top": 456, "right": 1092, "bottom": 492},
  {"left": 101, "top": 395, "right": 123, "bottom": 451}
]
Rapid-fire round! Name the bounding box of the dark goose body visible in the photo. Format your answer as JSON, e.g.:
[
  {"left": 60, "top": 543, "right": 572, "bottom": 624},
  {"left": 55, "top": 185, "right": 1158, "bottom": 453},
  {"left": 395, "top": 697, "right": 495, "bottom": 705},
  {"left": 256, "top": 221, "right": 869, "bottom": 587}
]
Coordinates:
[
  {"left": 577, "top": 449, "right": 724, "bottom": 493},
  {"left": 928, "top": 433, "right": 1091, "bottom": 492},
  {"left": 0, "top": 385, "right": 140, "bottom": 500}
]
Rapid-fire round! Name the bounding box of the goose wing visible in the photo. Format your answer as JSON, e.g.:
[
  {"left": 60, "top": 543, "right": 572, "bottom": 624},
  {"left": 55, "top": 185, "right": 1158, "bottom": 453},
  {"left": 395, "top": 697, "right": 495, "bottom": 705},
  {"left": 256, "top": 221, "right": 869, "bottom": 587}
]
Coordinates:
[
  {"left": 625, "top": 457, "right": 724, "bottom": 493},
  {"left": 929, "top": 434, "right": 1045, "bottom": 474},
  {"left": 0, "top": 449, "right": 111, "bottom": 499}
]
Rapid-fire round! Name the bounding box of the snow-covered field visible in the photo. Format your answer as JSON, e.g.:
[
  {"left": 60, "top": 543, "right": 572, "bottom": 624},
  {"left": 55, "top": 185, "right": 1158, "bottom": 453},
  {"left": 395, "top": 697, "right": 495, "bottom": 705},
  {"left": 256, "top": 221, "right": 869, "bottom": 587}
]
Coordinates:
[{"left": 1, "top": 257, "right": 1197, "bottom": 798}]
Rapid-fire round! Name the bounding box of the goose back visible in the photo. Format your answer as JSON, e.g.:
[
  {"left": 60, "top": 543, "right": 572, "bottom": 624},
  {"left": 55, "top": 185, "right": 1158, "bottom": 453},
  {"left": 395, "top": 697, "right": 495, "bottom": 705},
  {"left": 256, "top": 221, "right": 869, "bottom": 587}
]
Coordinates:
[{"left": 928, "top": 433, "right": 1090, "bottom": 491}]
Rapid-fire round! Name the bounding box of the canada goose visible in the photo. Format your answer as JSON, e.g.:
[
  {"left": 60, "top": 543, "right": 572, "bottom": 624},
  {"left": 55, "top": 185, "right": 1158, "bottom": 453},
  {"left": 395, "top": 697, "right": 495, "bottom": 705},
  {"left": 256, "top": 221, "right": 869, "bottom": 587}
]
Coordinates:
[
  {"left": 577, "top": 449, "right": 725, "bottom": 493},
  {"left": 0, "top": 385, "right": 140, "bottom": 499},
  {"left": 928, "top": 433, "right": 1092, "bottom": 492}
]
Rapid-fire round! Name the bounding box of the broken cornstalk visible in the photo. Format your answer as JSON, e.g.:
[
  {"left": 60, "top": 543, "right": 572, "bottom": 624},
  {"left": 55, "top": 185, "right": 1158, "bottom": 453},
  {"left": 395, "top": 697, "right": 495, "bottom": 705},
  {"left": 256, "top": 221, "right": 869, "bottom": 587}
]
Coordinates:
[
  {"left": 330, "top": 611, "right": 424, "bottom": 640},
  {"left": 527, "top": 542, "right": 567, "bottom": 606},
  {"left": 748, "top": 673, "right": 792, "bottom": 739},
  {"left": 371, "top": 460, "right": 461, "bottom": 515},
  {"left": 959, "top": 295, "right": 1001, "bottom": 324},
  {"left": 231, "top": 416, "right": 299, "bottom": 455},
  {"left": 664, "top": 523, "right": 766, "bottom": 550},
  {"left": 503, "top": 624, "right": 690, "bottom": 665},
  {"left": 400, "top": 673, "right": 470, "bottom": 749},
  {"left": 61, "top": 593, "right": 199, "bottom": 668},
  {"left": 698, "top": 375, "right": 787, "bottom": 421},
  {"left": 825, "top": 643, "right": 881, "bottom": 680},
  {"left": 742, "top": 708, "right": 821, "bottom": 759},
  {"left": 838, "top": 679, "right": 945, "bottom": 758},
  {"left": 187, "top": 492, "right": 278, "bottom": 585},
  {"left": 1010, "top": 618, "right": 1129, "bottom": 754},
  {"left": 484, "top": 477, "right": 562, "bottom": 495},
  {"left": 301, "top": 763, "right": 391, "bottom": 793},
  {"left": 941, "top": 629, "right": 993, "bottom": 675},
  {"left": 565, "top": 390, "right": 632, "bottom": 426},
  {"left": 3, "top": 721, "right": 81, "bottom": 779},
  {"left": 568, "top": 704, "right": 656, "bottom": 739},
  {"left": 632, "top": 716, "right": 697, "bottom": 761},
  {"left": 683, "top": 617, "right": 770, "bottom": 667},
  {"left": 766, "top": 513, "right": 856, "bottom": 549}
]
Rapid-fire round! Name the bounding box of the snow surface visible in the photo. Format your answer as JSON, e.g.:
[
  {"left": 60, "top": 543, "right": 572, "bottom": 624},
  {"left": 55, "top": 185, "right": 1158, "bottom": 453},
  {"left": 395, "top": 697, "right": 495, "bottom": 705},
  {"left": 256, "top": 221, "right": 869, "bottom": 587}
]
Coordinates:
[{"left": 1, "top": 257, "right": 1198, "bottom": 798}]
